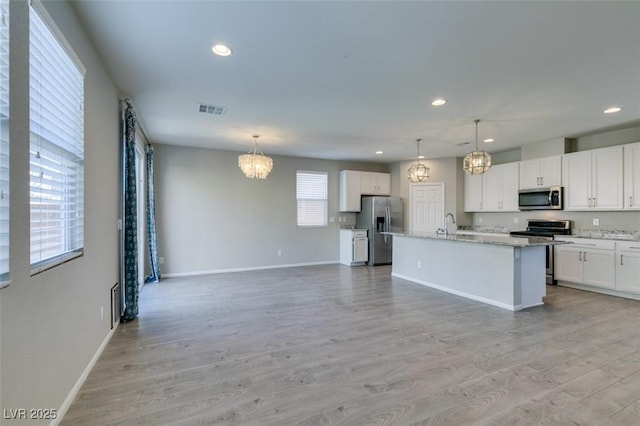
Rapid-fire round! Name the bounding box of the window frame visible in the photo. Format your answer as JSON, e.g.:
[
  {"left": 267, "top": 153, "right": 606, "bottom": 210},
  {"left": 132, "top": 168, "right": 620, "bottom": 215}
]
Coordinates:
[
  {"left": 296, "top": 170, "right": 328, "bottom": 228},
  {"left": 29, "top": 0, "right": 86, "bottom": 275},
  {"left": 0, "top": 0, "right": 9, "bottom": 286}
]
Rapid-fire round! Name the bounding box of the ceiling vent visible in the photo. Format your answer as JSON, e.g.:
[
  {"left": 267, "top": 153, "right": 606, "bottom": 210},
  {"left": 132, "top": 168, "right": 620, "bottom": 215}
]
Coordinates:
[
  {"left": 198, "top": 103, "right": 227, "bottom": 116},
  {"left": 455, "top": 141, "right": 472, "bottom": 147}
]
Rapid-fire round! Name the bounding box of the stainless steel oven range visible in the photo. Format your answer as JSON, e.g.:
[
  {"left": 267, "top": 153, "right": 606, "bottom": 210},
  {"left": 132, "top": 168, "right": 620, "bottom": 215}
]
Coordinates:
[{"left": 510, "top": 219, "right": 571, "bottom": 284}]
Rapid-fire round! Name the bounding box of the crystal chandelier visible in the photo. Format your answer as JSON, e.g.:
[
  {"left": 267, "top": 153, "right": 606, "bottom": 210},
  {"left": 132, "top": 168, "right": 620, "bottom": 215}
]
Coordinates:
[
  {"left": 238, "top": 135, "right": 273, "bottom": 179},
  {"left": 463, "top": 119, "right": 492, "bottom": 175},
  {"left": 407, "top": 138, "right": 430, "bottom": 182}
]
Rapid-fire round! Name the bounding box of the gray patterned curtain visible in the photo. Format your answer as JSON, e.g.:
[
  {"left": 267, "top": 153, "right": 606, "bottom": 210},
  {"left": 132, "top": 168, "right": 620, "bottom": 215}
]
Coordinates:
[
  {"left": 122, "top": 104, "right": 139, "bottom": 322},
  {"left": 145, "top": 144, "right": 161, "bottom": 283}
]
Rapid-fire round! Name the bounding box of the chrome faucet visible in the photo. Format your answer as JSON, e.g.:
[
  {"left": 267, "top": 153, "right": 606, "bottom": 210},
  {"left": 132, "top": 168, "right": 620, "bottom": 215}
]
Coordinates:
[{"left": 437, "top": 213, "right": 456, "bottom": 237}]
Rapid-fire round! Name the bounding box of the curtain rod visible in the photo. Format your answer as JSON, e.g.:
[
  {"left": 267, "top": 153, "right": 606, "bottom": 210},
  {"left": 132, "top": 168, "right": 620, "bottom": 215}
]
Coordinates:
[{"left": 120, "top": 97, "right": 151, "bottom": 146}]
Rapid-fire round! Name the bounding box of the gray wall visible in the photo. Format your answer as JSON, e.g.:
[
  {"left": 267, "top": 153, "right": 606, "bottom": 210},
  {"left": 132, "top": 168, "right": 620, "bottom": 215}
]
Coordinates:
[
  {"left": 154, "top": 144, "right": 389, "bottom": 275},
  {"left": 391, "top": 157, "right": 472, "bottom": 228},
  {"left": 1, "top": 1, "right": 120, "bottom": 422}
]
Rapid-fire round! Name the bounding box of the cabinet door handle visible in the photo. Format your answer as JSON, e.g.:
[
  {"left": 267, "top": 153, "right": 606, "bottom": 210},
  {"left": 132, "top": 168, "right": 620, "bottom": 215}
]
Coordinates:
[
  {"left": 621, "top": 254, "right": 624, "bottom": 266},
  {"left": 583, "top": 252, "right": 587, "bottom": 262},
  {"left": 593, "top": 197, "right": 596, "bottom": 207},
  {"left": 630, "top": 196, "right": 633, "bottom": 207},
  {"left": 579, "top": 251, "right": 582, "bottom": 261},
  {"left": 540, "top": 176, "right": 543, "bottom": 186}
]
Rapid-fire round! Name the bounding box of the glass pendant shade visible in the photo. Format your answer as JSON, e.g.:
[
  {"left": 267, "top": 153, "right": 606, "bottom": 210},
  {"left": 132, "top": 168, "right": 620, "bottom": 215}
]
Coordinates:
[
  {"left": 238, "top": 135, "right": 273, "bottom": 179},
  {"left": 408, "top": 138, "right": 430, "bottom": 182},
  {"left": 463, "top": 120, "right": 492, "bottom": 175},
  {"left": 463, "top": 150, "right": 492, "bottom": 175}
]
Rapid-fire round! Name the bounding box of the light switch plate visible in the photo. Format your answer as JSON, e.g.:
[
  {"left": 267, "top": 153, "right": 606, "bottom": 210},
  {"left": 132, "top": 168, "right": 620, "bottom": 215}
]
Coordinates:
[{"left": 593, "top": 218, "right": 599, "bottom": 226}]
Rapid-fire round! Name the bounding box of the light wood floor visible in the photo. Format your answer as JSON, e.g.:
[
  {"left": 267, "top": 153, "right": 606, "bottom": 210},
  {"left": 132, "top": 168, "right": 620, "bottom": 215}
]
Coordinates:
[{"left": 62, "top": 264, "right": 640, "bottom": 425}]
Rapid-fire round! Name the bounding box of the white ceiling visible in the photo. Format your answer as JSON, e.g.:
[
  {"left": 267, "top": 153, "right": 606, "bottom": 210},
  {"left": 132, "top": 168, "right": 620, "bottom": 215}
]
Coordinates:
[{"left": 70, "top": 0, "right": 640, "bottom": 162}]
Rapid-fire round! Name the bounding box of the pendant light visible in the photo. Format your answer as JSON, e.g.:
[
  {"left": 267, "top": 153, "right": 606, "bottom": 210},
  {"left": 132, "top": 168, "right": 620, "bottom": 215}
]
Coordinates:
[
  {"left": 407, "top": 138, "right": 430, "bottom": 182},
  {"left": 238, "top": 135, "right": 273, "bottom": 179},
  {"left": 463, "top": 119, "right": 492, "bottom": 175}
]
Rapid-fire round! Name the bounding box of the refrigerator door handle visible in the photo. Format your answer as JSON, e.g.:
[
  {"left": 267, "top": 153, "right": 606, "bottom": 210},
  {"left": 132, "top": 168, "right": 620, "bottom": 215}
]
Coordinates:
[{"left": 384, "top": 205, "right": 390, "bottom": 243}]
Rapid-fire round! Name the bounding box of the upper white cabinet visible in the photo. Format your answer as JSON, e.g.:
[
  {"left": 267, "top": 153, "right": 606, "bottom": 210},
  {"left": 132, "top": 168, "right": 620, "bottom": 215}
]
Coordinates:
[
  {"left": 482, "top": 162, "right": 520, "bottom": 212},
  {"left": 624, "top": 142, "right": 640, "bottom": 210},
  {"left": 339, "top": 170, "right": 391, "bottom": 212},
  {"left": 464, "top": 163, "right": 519, "bottom": 212},
  {"left": 360, "top": 172, "right": 391, "bottom": 196},
  {"left": 519, "top": 155, "right": 562, "bottom": 189},
  {"left": 562, "top": 146, "right": 623, "bottom": 211},
  {"left": 339, "top": 170, "right": 362, "bottom": 212},
  {"left": 464, "top": 173, "right": 483, "bottom": 212}
]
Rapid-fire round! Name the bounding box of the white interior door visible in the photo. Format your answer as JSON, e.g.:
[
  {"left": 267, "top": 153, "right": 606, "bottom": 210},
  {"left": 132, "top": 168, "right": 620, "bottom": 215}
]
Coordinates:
[
  {"left": 410, "top": 183, "right": 444, "bottom": 234},
  {"left": 135, "top": 144, "right": 145, "bottom": 288}
]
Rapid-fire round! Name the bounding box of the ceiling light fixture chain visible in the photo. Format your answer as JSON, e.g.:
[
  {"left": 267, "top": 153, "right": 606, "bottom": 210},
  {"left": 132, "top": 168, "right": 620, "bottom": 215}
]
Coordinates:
[
  {"left": 238, "top": 134, "right": 273, "bottom": 179},
  {"left": 463, "top": 119, "right": 492, "bottom": 175},
  {"left": 407, "top": 137, "right": 430, "bottom": 182}
]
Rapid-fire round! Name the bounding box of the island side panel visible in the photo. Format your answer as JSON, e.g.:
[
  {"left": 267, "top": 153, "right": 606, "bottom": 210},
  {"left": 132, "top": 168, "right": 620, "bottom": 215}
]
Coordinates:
[
  {"left": 515, "top": 245, "right": 547, "bottom": 308},
  {"left": 392, "top": 235, "right": 518, "bottom": 310}
]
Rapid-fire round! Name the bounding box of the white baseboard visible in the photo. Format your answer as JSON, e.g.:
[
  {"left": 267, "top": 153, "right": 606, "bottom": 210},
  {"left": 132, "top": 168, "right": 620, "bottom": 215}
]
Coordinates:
[
  {"left": 162, "top": 260, "right": 339, "bottom": 278},
  {"left": 51, "top": 322, "right": 118, "bottom": 425}
]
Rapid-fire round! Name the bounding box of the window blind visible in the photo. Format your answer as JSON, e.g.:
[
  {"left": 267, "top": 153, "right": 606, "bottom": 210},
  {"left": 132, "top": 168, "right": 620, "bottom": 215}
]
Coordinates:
[
  {"left": 296, "top": 171, "right": 328, "bottom": 228},
  {"left": 29, "top": 1, "right": 85, "bottom": 273},
  {"left": 0, "top": 0, "right": 8, "bottom": 282}
]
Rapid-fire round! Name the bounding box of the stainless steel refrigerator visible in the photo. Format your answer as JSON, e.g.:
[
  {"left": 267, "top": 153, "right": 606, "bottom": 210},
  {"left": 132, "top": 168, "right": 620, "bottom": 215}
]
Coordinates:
[{"left": 356, "top": 196, "right": 403, "bottom": 265}]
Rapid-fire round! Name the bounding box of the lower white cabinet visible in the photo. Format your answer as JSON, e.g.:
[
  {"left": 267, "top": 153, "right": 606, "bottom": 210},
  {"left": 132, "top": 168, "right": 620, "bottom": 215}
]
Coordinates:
[
  {"left": 340, "top": 229, "right": 368, "bottom": 266},
  {"left": 616, "top": 242, "right": 640, "bottom": 294},
  {"left": 554, "top": 238, "right": 615, "bottom": 289}
]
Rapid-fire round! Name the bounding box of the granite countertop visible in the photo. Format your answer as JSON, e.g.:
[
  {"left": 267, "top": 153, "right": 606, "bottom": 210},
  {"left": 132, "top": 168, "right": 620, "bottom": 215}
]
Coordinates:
[
  {"left": 387, "top": 232, "right": 567, "bottom": 248},
  {"left": 568, "top": 230, "right": 640, "bottom": 241}
]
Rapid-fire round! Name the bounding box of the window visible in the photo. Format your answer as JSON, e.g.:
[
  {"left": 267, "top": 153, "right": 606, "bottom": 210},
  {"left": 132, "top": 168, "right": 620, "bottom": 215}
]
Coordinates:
[
  {"left": 296, "top": 171, "right": 328, "bottom": 227},
  {"left": 29, "top": 1, "right": 85, "bottom": 274},
  {"left": 0, "top": 0, "right": 8, "bottom": 283}
]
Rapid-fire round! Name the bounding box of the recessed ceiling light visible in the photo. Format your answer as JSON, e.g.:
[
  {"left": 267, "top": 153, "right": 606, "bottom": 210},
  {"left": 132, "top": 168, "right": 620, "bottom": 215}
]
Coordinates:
[
  {"left": 375, "top": 150, "right": 383, "bottom": 155},
  {"left": 212, "top": 44, "right": 232, "bottom": 57},
  {"left": 603, "top": 106, "right": 622, "bottom": 114},
  {"left": 418, "top": 155, "right": 425, "bottom": 159},
  {"left": 483, "top": 138, "right": 494, "bottom": 143},
  {"left": 431, "top": 98, "right": 447, "bottom": 106}
]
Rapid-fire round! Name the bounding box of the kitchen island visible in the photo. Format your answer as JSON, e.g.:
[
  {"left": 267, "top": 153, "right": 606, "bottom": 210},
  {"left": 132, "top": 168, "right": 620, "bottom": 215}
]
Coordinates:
[{"left": 390, "top": 233, "right": 566, "bottom": 311}]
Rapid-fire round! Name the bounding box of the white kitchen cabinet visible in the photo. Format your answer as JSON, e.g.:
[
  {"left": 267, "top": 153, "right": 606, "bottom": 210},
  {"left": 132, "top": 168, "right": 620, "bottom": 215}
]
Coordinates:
[
  {"left": 624, "top": 142, "right": 640, "bottom": 210},
  {"left": 519, "top": 156, "right": 562, "bottom": 189},
  {"left": 562, "top": 146, "right": 623, "bottom": 211},
  {"left": 554, "top": 238, "right": 615, "bottom": 289},
  {"left": 464, "top": 172, "right": 483, "bottom": 212},
  {"left": 339, "top": 170, "right": 391, "bottom": 212},
  {"left": 360, "top": 172, "right": 391, "bottom": 195},
  {"left": 339, "top": 229, "right": 368, "bottom": 266},
  {"left": 482, "top": 162, "right": 520, "bottom": 211},
  {"left": 616, "top": 241, "right": 640, "bottom": 294},
  {"left": 339, "top": 170, "right": 362, "bottom": 212}
]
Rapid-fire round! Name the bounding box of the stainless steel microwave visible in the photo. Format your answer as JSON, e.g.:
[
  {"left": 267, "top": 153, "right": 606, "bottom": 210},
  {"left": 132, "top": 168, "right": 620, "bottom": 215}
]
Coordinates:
[{"left": 518, "top": 186, "right": 563, "bottom": 210}]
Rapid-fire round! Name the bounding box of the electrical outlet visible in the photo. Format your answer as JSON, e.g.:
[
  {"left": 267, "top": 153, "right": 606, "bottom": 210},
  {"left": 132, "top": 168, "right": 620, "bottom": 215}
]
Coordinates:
[
  {"left": 159, "top": 257, "right": 165, "bottom": 265},
  {"left": 513, "top": 217, "right": 519, "bottom": 224},
  {"left": 100, "top": 306, "right": 104, "bottom": 321},
  {"left": 329, "top": 216, "right": 335, "bottom": 223},
  {"left": 417, "top": 260, "right": 422, "bottom": 269},
  {"left": 593, "top": 218, "right": 600, "bottom": 226},
  {"left": 277, "top": 249, "right": 282, "bottom": 257},
  {"left": 478, "top": 217, "right": 484, "bottom": 224}
]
